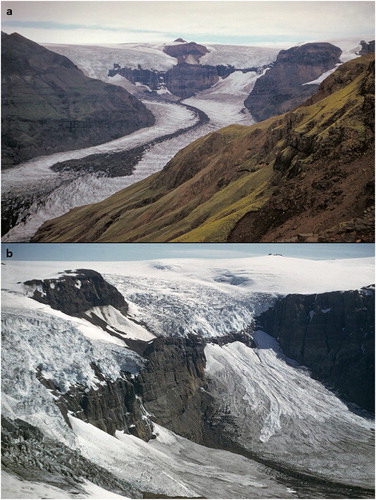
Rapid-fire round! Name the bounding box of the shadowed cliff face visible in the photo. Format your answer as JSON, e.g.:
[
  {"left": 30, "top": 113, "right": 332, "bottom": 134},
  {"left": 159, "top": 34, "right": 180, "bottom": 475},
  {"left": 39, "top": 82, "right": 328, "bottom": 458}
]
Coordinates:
[
  {"left": 138, "top": 335, "right": 207, "bottom": 443},
  {"left": 257, "top": 286, "right": 375, "bottom": 413},
  {"left": 165, "top": 63, "right": 220, "bottom": 98},
  {"left": 244, "top": 42, "right": 342, "bottom": 121},
  {"left": 109, "top": 61, "right": 235, "bottom": 99},
  {"left": 1, "top": 32, "right": 155, "bottom": 168}
]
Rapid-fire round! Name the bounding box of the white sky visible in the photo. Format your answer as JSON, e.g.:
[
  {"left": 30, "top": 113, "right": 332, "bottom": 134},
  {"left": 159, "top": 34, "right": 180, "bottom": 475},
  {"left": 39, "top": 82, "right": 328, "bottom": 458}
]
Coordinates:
[
  {"left": 2, "top": 243, "right": 375, "bottom": 261},
  {"left": 1, "top": 1, "right": 375, "bottom": 46}
]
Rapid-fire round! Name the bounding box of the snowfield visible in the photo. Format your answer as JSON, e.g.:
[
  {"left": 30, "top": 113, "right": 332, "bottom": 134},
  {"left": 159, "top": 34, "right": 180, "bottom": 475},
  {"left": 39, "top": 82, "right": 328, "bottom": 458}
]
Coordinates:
[
  {"left": 2, "top": 255, "right": 374, "bottom": 498},
  {"left": 44, "top": 41, "right": 281, "bottom": 80},
  {"left": 3, "top": 255, "right": 374, "bottom": 338},
  {"left": 45, "top": 42, "right": 178, "bottom": 75}
]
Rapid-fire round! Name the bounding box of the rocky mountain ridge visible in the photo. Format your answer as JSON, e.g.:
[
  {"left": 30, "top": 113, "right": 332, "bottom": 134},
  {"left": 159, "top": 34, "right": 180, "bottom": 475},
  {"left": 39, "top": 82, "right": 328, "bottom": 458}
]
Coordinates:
[
  {"left": 244, "top": 42, "right": 342, "bottom": 121},
  {"left": 108, "top": 41, "right": 341, "bottom": 101},
  {"left": 33, "top": 54, "right": 374, "bottom": 243},
  {"left": 1, "top": 32, "right": 155, "bottom": 168},
  {"left": 108, "top": 39, "right": 257, "bottom": 99}
]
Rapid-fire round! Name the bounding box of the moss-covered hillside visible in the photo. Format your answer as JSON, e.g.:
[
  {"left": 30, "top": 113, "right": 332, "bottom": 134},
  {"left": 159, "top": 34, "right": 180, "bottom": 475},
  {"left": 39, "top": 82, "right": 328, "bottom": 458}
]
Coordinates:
[{"left": 33, "top": 54, "right": 374, "bottom": 243}]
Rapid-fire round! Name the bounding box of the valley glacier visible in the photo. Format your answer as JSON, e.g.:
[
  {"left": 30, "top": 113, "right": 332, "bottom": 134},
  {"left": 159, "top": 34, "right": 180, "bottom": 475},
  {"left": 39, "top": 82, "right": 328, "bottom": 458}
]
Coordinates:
[
  {"left": 2, "top": 38, "right": 363, "bottom": 242},
  {"left": 1, "top": 255, "right": 375, "bottom": 498}
]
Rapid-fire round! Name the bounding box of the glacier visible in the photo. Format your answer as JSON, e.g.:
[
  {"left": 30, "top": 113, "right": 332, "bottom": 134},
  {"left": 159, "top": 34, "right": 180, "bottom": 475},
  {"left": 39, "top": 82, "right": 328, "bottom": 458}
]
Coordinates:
[
  {"left": 205, "top": 333, "right": 374, "bottom": 487},
  {"left": 2, "top": 37, "right": 368, "bottom": 242},
  {"left": 2, "top": 255, "right": 375, "bottom": 498}
]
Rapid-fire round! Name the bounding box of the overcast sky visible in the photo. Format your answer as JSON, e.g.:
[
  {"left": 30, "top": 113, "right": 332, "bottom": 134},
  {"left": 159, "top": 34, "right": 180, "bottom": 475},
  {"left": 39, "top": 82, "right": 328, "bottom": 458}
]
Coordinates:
[
  {"left": 2, "top": 243, "right": 375, "bottom": 261},
  {"left": 2, "top": 1, "right": 374, "bottom": 46}
]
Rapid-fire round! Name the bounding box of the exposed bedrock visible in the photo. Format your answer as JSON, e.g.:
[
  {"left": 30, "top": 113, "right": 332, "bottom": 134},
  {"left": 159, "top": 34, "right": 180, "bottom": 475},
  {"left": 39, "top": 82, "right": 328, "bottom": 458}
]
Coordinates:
[
  {"left": 108, "top": 40, "right": 252, "bottom": 98},
  {"left": 137, "top": 335, "right": 207, "bottom": 442},
  {"left": 36, "top": 366, "right": 154, "bottom": 441},
  {"left": 244, "top": 42, "right": 342, "bottom": 121},
  {"left": 1, "top": 417, "right": 142, "bottom": 498},
  {"left": 164, "top": 63, "right": 220, "bottom": 98},
  {"left": 163, "top": 41, "right": 209, "bottom": 64},
  {"left": 109, "top": 62, "right": 237, "bottom": 99},
  {"left": 360, "top": 40, "right": 375, "bottom": 54},
  {"left": 256, "top": 286, "right": 375, "bottom": 412},
  {"left": 24, "top": 269, "right": 128, "bottom": 317}
]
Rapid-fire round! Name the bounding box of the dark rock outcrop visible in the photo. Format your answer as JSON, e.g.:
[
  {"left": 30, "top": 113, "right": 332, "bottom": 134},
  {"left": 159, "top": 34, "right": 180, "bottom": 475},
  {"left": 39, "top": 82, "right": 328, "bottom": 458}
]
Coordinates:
[
  {"left": 163, "top": 41, "right": 209, "bottom": 64},
  {"left": 257, "top": 286, "right": 375, "bottom": 412},
  {"left": 37, "top": 366, "right": 153, "bottom": 441},
  {"left": 24, "top": 269, "right": 128, "bottom": 317},
  {"left": 165, "top": 62, "right": 220, "bottom": 98},
  {"left": 1, "top": 417, "right": 143, "bottom": 497},
  {"left": 245, "top": 42, "right": 342, "bottom": 121},
  {"left": 138, "top": 335, "right": 207, "bottom": 442},
  {"left": 1, "top": 32, "right": 155, "bottom": 168},
  {"left": 109, "top": 62, "right": 236, "bottom": 99},
  {"left": 229, "top": 54, "right": 375, "bottom": 243},
  {"left": 359, "top": 40, "right": 375, "bottom": 55},
  {"left": 108, "top": 65, "right": 164, "bottom": 92}
]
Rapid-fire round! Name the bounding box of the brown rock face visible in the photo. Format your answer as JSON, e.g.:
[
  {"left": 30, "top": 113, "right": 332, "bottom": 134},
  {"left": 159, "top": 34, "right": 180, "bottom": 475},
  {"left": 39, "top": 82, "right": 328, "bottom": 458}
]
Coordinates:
[
  {"left": 245, "top": 42, "right": 342, "bottom": 121},
  {"left": 165, "top": 62, "right": 219, "bottom": 98},
  {"left": 230, "top": 54, "right": 375, "bottom": 243},
  {"left": 257, "top": 287, "right": 375, "bottom": 412},
  {"left": 1, "top": 32, "right": 155, "bottom": 168}
]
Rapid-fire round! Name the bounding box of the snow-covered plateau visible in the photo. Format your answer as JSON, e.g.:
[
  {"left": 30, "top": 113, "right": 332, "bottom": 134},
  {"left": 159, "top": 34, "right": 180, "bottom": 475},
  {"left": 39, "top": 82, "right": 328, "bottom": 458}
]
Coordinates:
[{"left": 1, "top": 255, "right": 375, "bottom": 498}]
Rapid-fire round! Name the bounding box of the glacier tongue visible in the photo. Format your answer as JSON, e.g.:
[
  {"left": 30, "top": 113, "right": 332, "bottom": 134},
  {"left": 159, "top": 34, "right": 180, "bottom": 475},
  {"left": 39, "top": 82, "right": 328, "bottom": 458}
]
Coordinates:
[
  {"left": 70, "top": 417, "right": 296, "bottom": 499},
  {"left": 204, "top": 332, "right": 374, "bottom": 488}
]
